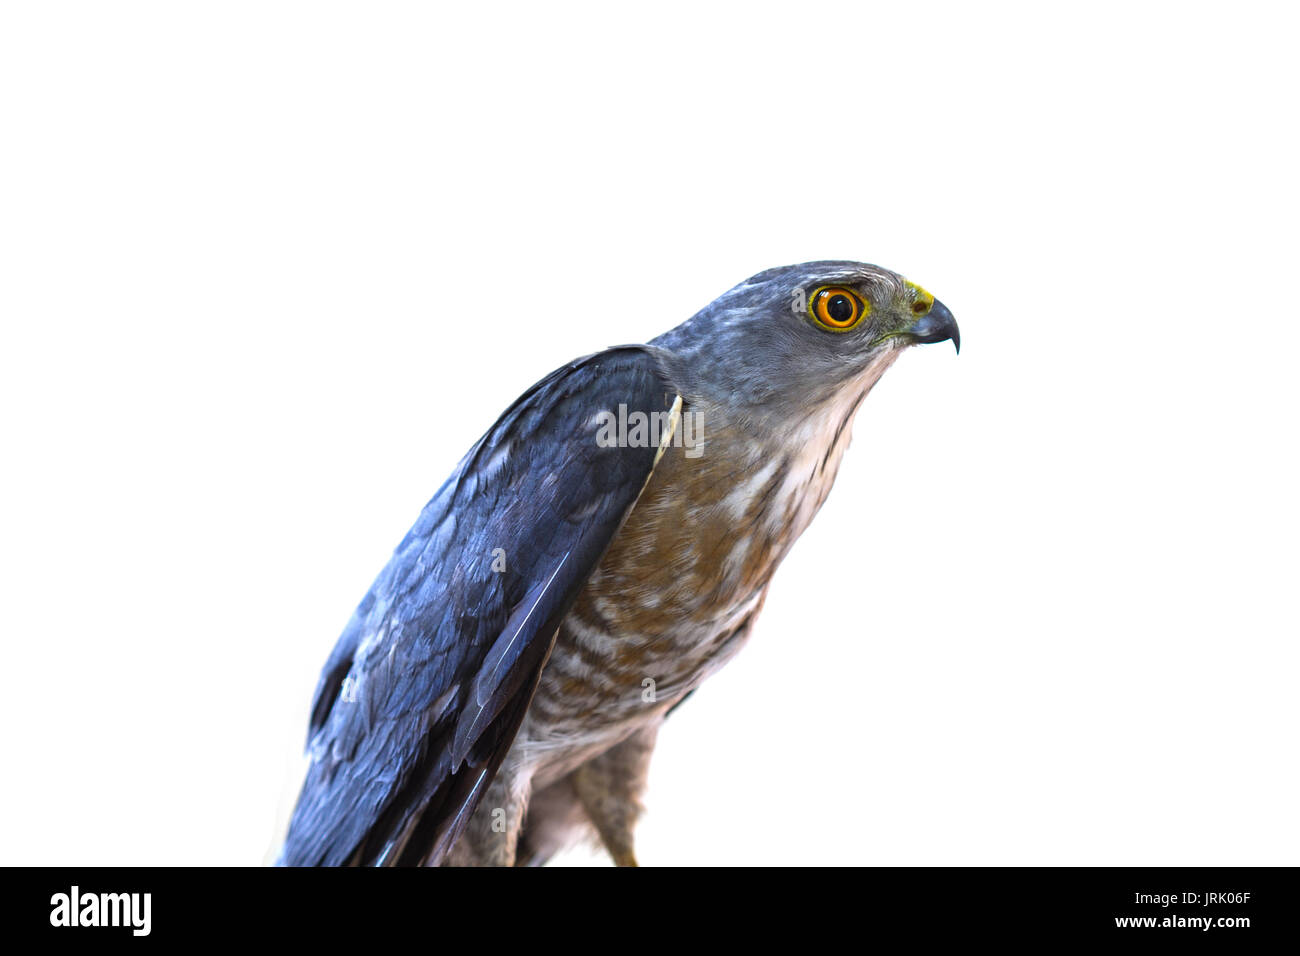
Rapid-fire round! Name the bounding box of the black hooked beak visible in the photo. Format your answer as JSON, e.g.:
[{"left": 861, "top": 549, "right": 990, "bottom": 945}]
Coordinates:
[{"left": 909, "top": 298, "right": 960, "bottom": 354}]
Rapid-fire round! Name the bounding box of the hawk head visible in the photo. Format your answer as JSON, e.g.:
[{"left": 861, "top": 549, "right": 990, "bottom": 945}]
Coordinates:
[{"left": 651, "top": 260, "right": 959, "bottom": 421}]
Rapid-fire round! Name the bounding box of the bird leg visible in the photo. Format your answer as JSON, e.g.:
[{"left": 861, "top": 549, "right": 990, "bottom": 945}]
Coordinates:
[
  {"left": 571, "top": 721, "right": 661, "bottom": 867},
  {"left": 443, "top": 768, "right": 531, "bottom": 866}
]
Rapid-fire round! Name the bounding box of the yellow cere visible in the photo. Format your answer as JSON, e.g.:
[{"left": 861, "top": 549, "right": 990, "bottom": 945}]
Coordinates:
[{"left": 904, "top": 280, "right": 934, "bottom": 317}]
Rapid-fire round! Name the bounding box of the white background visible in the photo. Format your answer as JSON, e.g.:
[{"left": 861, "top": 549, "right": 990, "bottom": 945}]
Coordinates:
[{"left": 2, "top": 2, "right": 1296, "bottom": 866}]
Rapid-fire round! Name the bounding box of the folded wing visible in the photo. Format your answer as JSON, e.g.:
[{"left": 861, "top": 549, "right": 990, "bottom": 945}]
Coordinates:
[{"left": 279, "top": 347, "right": 679, "bottom": 866}]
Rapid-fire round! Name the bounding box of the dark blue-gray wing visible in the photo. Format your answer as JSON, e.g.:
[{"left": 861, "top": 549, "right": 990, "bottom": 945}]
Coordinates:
[{"left": 278, "top": 347, "right": 679, "bottom": 866}]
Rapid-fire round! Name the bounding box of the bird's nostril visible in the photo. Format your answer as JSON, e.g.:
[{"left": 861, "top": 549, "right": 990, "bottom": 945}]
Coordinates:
[{"left": 912, "top": 300, "right": 929, "bottom": 315}]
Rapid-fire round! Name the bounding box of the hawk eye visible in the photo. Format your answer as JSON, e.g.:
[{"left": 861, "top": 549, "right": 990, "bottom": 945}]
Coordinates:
[{"left": 810, "top": 286, "right": 866, "bottom": 331}]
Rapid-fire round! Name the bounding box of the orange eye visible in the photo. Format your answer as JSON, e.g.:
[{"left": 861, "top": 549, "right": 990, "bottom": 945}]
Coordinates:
[{"left": 810, "top": 286, "right": 866, "bottom": 330}]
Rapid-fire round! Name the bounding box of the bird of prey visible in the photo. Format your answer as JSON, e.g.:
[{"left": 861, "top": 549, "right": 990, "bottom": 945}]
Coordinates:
[{"left": 279, "top": 261, "right": 959, "bottom": 866}]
